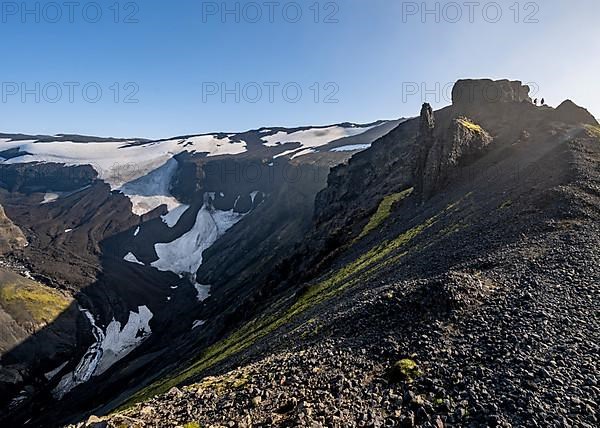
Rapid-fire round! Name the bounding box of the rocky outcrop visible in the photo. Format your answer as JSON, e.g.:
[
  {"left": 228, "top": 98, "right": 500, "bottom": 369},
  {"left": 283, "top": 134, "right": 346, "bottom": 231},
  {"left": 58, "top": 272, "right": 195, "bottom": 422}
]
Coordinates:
[
  {"left": 452, "top": 79, "right": 531, "bottom": 109},
  {"left": 553, "top": 100, "right": 599, "bottom": 126},
  {"left": 0, "top": 205, "right": 27, "bottom": 254},
  {"left": 414, "top": 104, "right": 493, "bottom": 201},
  {"left": 414, "top": 104, "right": 436, "bottom": 199}
]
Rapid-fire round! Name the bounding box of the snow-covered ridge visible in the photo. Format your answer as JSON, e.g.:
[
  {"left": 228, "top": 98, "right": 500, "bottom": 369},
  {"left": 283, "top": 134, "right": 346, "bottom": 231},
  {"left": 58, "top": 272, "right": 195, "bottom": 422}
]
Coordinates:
[
  {"left": 263, "top": 125, "right": 376, "bottom": 158},
  {"left": 0, "top": 135, "right": 247, "bottom": 189},
  {"left": 1, "top": 123, "right": 382, "bottom": 215},
  {"left": 124, "top": 252, "right": 144, "bottom": 265},
  {"left": 0, "top": 135, "right": 247, "bottom": 216}
]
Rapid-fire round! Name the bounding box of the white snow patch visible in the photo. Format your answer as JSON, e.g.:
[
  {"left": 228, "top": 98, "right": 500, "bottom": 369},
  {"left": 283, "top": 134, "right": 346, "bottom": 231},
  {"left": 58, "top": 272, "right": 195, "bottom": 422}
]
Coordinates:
[
  {"left": 64, "top": 229, "right": 73, "bottom": 233},
  {"left": 330, "top": 143, "right": 372, "bottom": 152},
  {"left": 94, "top": 306, "right": 153, "bottom": 375},
  {"left": 290, "top": 148, "right": 316, "bottom": 159},
  {"left": 250, "top": 191, "right": 261, "bottom": 203},
  {"left": 124, "top": 252, "right": 144, "bottom": 266},
  {"left": 39, "top": 185, "right": 92, "bottom": 205},
  {"left": 53, "top": 309, "right": 104, "bottom": 399},
  {"left": 192, "top": 320, "right": 206, "bottom": 329},
  {"left": 161, "top": 204, "right": 190, "bottom": 227},
  {"left": 151, "top": 204, "right": 245, "bottom": 277},
  {"left": 53, "top": 306, "right": 153, "bottom": 399},
  {"left": 41, "top": 193, "right": 59, "bottom": 204},
  {"left": 194, "top": 283, "right": 211, "bottom": 302}
]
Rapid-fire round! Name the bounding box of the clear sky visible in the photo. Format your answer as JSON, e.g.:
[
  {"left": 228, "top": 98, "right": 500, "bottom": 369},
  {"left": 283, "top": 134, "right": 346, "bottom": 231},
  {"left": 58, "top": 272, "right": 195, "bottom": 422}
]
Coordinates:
[{"left": 1, "top": 0, "right": 598, "bottom": 139}]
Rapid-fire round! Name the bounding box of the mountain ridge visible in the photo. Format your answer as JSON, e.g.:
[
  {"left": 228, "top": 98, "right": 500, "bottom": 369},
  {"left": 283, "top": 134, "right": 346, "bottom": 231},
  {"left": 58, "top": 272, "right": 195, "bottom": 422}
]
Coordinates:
[{"left": 1, "top": 79, "right": 599, "bottom": 427}]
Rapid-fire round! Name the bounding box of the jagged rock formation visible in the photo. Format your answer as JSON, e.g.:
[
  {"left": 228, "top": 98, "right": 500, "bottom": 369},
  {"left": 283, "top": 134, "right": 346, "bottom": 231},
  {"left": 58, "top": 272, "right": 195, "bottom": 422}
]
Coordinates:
[
  {"left": 0, "top": 206, "right": 27, "bottom": 254},
  {"left": 451, "top": 78, "right": 531, "bottom": 109},
  {"left": 414, "top": 104, "right": 493, "bottom": 201}
]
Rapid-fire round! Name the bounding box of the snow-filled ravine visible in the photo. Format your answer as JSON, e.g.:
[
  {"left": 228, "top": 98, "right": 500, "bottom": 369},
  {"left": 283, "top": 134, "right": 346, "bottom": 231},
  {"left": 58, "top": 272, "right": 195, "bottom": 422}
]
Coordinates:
[
  {"left": 151, "top": 201, "right": 246, "bottom": 301},
  {"left": 52, "top": 306, "right": 153, "bottom": 399}
]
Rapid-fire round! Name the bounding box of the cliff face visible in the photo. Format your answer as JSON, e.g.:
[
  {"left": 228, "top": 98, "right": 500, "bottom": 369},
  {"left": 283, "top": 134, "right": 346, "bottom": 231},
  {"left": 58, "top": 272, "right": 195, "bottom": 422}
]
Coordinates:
[
  {"left": 415, "top": 105, "right": 493, "bottom": 201},
  {"left": 451, "top": 79, "right": 531, "bottom": 109},
  {"left": 0, "top": 163, "right": 97, "bottom": 194}
]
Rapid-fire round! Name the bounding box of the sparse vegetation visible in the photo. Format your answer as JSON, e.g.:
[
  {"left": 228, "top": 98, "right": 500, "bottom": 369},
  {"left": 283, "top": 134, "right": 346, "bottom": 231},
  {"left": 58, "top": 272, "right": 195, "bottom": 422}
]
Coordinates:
[
  {"left": 122, "top": 213, "right": 439, "bottom": 408},
  {"left": 183, "top": 422, "right": 201, "bottom": 428},
  {"left": 119, "top": 184, "right": 469, "bottom": 415},
  {"left": 390, "top": 358, "right": 422, "bottom": 383},
  {"left": 457, "top": 118, "right": 484, "bottom": 133},
  {"left": 195, "top": 371, "right": 249, "bottom": 395},
  {"left": 0, "top": 275, "right": 72, "bottom": 324},
  {"left": 356, "top": 188, "right": 414, "bottom": 240},
  {"left": 584, "top": 124, "right": 600, "bottom": 139}
]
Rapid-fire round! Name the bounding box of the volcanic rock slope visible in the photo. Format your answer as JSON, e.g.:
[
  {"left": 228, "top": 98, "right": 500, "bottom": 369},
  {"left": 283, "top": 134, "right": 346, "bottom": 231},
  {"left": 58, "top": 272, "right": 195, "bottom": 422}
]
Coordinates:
[
  {"left": 0, "top": 121, "right": 400, "bottom": 425},
  {"left": 83, "top": 80, "right": 599, "bottom": 428}
]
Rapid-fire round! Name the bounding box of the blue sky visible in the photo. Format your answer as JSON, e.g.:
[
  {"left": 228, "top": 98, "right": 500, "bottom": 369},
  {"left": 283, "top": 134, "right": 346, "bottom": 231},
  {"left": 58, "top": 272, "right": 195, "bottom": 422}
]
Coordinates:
[{"left": 1, "top": 0, "right": 598, "bottom": 139}]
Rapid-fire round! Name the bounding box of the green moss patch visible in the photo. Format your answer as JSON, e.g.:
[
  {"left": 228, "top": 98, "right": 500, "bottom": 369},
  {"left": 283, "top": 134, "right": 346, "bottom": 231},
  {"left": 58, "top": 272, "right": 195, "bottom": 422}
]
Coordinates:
[
  {"left": 356, "top": 188, "right": 414, "bottom": 240},
  {"left": 0, "top": 273, "right": 72, "bottom": 324},
  {"left": 457, "top": 118, "right": 484, "bottom": 133},
  {"left": 390, "top": 359, "right": 422, "bottom": 383}
]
